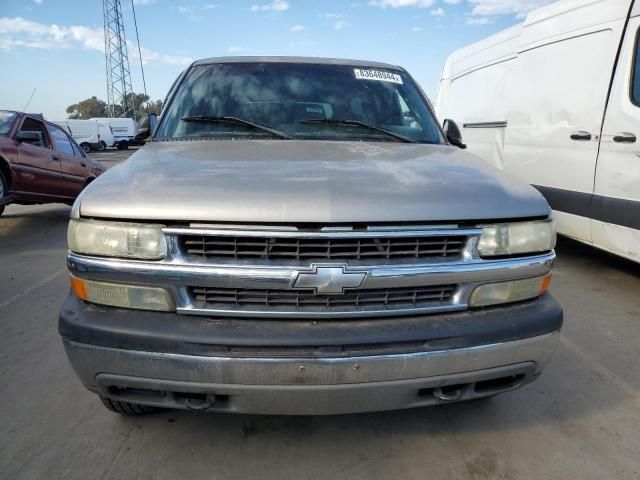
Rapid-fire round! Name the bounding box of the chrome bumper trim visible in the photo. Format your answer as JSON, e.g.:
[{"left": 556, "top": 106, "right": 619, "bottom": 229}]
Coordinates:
[
  {"left": 63, "top": 331, "right": 560, "bottom": 387},
  {"left": 92, "top": 363, "right": 537, "bottom": 415},
  {"left": 162, "top": 226, "right": 483, "bottom": 239},
  {"left": 67, "top": 251, "right": 555, "bottom": 318}
]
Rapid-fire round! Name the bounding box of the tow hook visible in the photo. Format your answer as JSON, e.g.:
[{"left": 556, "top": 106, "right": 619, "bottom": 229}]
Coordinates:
[
  {"left": 183, "top": 394, "right": 217, "bottom": 411},
  {"left": 433, "top": 386, "right": 464, "bottom": 401}
]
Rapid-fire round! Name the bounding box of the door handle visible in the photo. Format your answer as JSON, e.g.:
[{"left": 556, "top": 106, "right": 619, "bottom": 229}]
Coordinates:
[
  {"left": 570, "top": 131, "right": 592, "bottom": 141},
  {"left": 52, "top": 154, "right": 60, "bottom": 160},
  {"left": 612, "top": 132, "right": 636, "bottom": 143}
]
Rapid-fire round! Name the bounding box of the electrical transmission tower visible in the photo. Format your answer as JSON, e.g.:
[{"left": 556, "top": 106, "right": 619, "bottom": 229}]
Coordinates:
[{"left": 103, "top": 0, "right": 136, "bottom": 119}]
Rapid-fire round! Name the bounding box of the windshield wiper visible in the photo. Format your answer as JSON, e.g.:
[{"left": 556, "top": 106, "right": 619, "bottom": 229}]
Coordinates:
[
  {"left": 298, "top": 118, "right": 416, "bottom": 143},
  {"left": 181, "top": 115, "right": 291, "bottom": 139}
]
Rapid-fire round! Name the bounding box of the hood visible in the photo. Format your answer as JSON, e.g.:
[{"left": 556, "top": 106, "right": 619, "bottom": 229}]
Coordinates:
[{"left": 79, "top": 140, "right": 550, "bottom": 224}]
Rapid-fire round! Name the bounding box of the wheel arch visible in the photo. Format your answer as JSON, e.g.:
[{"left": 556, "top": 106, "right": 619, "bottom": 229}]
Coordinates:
[{"left": 0, "top": 155, "right": 12, "bottom": 189}]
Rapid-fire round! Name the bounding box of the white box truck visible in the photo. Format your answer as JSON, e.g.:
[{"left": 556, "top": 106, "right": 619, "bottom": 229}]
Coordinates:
[
  {"left": 436, "top": 0, "right": 640, "bottom": 264},
  {"left": 91, "top": 117, "right": 137, "bottom": 150},
  {"left": 53, "top": 119, "right": 114, "bottom": 153}
]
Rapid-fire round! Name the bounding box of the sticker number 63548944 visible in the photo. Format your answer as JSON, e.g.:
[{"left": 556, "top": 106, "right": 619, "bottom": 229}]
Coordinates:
[{"left": 354, "top": 68, "right": 403, "bottom": 84}]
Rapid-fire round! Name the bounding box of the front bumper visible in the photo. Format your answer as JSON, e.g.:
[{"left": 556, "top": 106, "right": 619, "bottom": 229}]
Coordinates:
[{"left": 60, "top": 294, "right": 562, "bottom": 415}]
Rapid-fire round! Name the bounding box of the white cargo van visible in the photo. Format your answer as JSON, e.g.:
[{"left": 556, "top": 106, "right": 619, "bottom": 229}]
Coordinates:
[
  {"left": 53, "top": 119, "right": 114, "bottom": 153},
  {"left": 436, "top": 0, "right": 640, "bottom": 264},
  {"left": 91, "top": 117, "right": 137, "bottom": 150}
]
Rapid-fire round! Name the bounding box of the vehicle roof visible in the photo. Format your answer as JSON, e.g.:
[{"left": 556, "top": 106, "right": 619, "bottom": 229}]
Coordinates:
[
  {"left": 441, "top": 0, "right": 629, "bottom": 80},
  {"left": 192, "top": 56, "right": 404, "bottom": 70},
  {"left": 2, "top": 110, "right": 45, "bottom": 121},
  {"left": 91, "top": 117, "right": 136, "bottom": 121}
]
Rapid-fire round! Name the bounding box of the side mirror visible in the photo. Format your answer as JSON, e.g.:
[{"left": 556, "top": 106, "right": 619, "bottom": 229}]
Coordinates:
[
  {"left": 134, "top": 113, "right": 159, "bottom": 144},
  {"left": 15, "top": 131, "right": 42, "bottom": 143},
  {"left": 443, "top": 119, "right": 466, "bottom": 149},
  {"left": 137, "top": 113, "right": 158, "bottom": 134},
  {"left": 148, "top": 113, "right": 158, "bottom": 130}
]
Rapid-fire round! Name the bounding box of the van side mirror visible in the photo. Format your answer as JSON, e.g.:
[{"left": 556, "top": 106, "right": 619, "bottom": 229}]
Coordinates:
[
  {"left": 443, "top": 119, "right": 466, "bottom": 149},
  {"left": 15, "top": 131, "right": 42, "bottom": 143}
]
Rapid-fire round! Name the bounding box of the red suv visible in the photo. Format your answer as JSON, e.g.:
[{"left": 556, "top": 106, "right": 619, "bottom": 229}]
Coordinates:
[{"left": 0, "top": 110, "right": 106, "bottom": 216}]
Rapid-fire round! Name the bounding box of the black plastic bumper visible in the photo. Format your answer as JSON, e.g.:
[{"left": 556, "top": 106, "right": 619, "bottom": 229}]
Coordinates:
[{"left": 59, "top": 293, "right": 563, "bottom": 357}]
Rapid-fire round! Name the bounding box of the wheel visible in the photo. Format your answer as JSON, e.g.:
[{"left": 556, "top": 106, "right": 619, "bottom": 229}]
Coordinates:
[
  {"left": 99, "top": 396, "right": 156, "bottom": 415},
  {"left": 117, "top": 140, "right": 129, "bottom": 150},
  {"left": 80, "top": 143, "right": 91, "bottom": 153},
  {"left": 0, "top": 169, "right": 7, "bottom": 217},
  {"left": 98, "top": 141, "right": 107, "bottom": 152}
]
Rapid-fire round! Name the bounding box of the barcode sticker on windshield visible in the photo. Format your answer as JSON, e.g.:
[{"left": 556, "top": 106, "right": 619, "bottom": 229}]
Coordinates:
[{"left": 354, "top": 69, "right": 403, "bottom": 84}]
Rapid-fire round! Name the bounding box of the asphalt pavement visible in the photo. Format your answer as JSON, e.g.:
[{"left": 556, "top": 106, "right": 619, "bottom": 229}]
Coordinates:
[{"left": 0, "top": 148, "right": 639, "bottom": 480}]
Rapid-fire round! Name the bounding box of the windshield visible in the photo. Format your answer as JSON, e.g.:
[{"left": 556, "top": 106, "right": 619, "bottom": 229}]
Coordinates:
[
  {"left": 156, "top": 63, "right": 443, "bottom": 144},
  {"left": 0, "top": 111, "right": 17, "bottom": 137}
]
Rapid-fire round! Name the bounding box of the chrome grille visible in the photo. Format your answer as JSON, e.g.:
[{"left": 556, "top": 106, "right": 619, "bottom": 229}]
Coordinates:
[
  {"left": 181, "top": 235, "right": 468, "bottom": 261},
  {"left": 190, "top": 285, "right": 457, "bottom": 313}
]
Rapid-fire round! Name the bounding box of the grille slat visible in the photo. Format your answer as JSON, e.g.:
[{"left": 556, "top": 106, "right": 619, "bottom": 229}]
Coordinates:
[
  {"left": 181, "top": 234, "right": 468, "bottom": 261},
  {"left": 190, "top": 285, "right": 457, "bottom": 312}
]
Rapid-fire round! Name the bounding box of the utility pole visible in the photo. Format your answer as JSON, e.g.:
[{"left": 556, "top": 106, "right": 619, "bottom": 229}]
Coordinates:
[{"left": 103, "top": 0, "right": 136, "bottom": 120}]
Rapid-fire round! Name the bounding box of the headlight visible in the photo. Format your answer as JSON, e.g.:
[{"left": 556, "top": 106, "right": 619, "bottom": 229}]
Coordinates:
[
  {"left": 68, "top": 219, "right": 167, "bottom": 260},
  {"left": 71, "top": 276, "right": 175, "bottom": 311},
  {"left": 470, "top": 274, "right": 552, "bottom": 307},
  {"left": 478, "top": 220, "right": 555, "bottom": 257}
]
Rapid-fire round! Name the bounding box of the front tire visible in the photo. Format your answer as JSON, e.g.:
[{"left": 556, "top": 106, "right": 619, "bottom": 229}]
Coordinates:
[
  {"left": 99, "top": 396, "right": 156, "bottom": 415},
  {"left": 80, "top": 143, "right": 91, "bottom": 154}
]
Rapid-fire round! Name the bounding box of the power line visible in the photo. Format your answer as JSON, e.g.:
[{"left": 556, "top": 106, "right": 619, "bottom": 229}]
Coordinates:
[{"left": 130, "top": 0, "right": 150, "bottom": 115}]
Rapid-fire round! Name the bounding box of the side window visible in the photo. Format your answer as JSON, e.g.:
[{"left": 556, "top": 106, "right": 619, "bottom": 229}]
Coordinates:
[
  {"left": 632, "top": 30, "right": 640, "bottom": 105},
  {"left": 18, "top": 117, "right": 50, "bottom": 148},
  {"left": 70, "top": 137, "right": 86, "bottom": 158},
  {"left": 48, "top": 124, "right": 75, "bottom": 155}
]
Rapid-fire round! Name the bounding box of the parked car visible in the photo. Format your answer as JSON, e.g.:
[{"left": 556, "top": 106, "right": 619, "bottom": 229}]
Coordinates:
[
  {"left": 0, "top": 110, "right": 106, "bottom": 216},
  {"left": 436, "top": 0, "right": 640, "bottom": 264},
  {"left": 91, "top": 117, "right": 137, "bottom": 150},
  {"left": 53, "top": 119, "right": 114, "bottom": 153},
  {"left": 59, "top": 57, "right": 562, "bottom": 416}
]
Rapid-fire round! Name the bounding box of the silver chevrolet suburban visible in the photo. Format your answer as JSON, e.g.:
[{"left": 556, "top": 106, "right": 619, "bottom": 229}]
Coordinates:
[{"left": 59, "top": 57, "right": 562, "bottom": 416}]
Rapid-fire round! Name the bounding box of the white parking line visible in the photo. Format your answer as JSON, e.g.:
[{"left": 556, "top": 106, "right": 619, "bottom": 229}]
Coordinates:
[{"left": 0, "top": 269, "right": 66, "bottom": 311}]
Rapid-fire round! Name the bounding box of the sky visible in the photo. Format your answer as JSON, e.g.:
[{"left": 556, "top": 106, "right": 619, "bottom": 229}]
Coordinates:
[{"left": 0, "top": 0, "right": 554, "bottom": 120}]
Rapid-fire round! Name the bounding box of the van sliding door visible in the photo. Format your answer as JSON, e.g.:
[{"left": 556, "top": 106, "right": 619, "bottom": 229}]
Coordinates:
[
  {"left": 594, "top": 11, "right": 640, "bottom": 262},
  {"left": 503, "top": 1, "right": 630, "bottom": 243}
]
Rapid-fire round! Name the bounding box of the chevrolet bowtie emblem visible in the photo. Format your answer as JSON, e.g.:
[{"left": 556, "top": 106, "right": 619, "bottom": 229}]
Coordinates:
[{"left": 293, "top": 265, "right": 367, "bottom": 294}]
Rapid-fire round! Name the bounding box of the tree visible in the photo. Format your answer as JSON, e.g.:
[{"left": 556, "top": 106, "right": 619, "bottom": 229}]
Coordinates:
[
  {"left": 104, "top": 94, "right": 162, "bottom": 120},
  {"left": 66, "top": 93, "right": 162, "bottom": 121},
  {"left": 66, "top": 96, "right": 108, "bottom": 119},
  {"left": 147, "top": 99, "right": 162, "bottom": 116},
  {"left": 123, "top": 93, "right": 162, "bottom": 119}
]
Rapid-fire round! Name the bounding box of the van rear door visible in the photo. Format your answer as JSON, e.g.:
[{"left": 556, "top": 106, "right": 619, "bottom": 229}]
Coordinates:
[
  {"left": 593, "top": 8, "right": 640, "bottom": 262},
  {"left": 503, "top": 0, "right": 631, "bottom": 244},
  {"left": 67, "top": 120, "right": 99, "bottom": 150}
]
